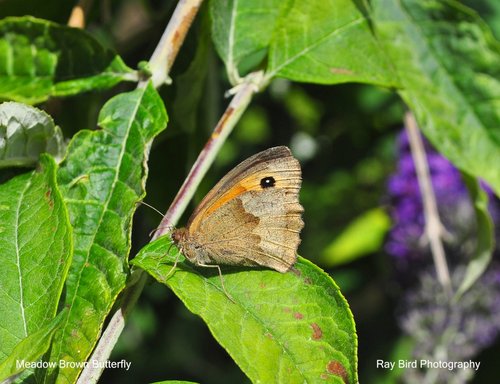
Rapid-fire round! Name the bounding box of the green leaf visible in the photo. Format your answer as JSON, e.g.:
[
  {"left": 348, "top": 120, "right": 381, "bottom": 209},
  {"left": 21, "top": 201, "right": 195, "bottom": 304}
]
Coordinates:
[
  {"left": 372, "top": 0, "right": 500, "bottom": 196},
  {"left": 0, "top": 101, "right": 65, "bottom": 168},
  {"left": 0, "top": 309, "right": 66, "bottom": 383},
  {"left": 211, "top": 0, "right": 397, "bottom": 87},
  {"left": 0, "top": 155, "right": 72, "bottom": 363},
  {"left": 0, "top": 16, "right": 137, "bottom": 104},
  {"left": 267, "top": 1, "right": 397, "bottom": 86},
  {"left": 48, "top": 83, "right": 167, "bottom": 383},
  {"left": 210, "top": 0, "right": 289, "bottom": 78},
  {"left": 151, "top": 381, "right": 200, "bottom": 384},
  {"left": 320, "top": 208, "right": 391, "bottom": 267},
  {"left": 454, "top": 175, "right": 494, "bottom": 299},
  {"left": 133, "top": 236, "right": 358, "bottom": 384}
]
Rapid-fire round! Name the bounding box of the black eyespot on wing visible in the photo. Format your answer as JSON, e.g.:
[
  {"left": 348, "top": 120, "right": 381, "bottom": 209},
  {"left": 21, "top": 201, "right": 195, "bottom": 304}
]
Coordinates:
[{"left": 260, "top": 176, "right": 276, "bottom": 189}]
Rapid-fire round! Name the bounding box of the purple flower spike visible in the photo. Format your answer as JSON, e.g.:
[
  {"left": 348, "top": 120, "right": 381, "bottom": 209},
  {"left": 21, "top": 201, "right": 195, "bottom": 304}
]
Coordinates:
[{"left": 386, "top": 128, "right": 500, "bottom": 381}]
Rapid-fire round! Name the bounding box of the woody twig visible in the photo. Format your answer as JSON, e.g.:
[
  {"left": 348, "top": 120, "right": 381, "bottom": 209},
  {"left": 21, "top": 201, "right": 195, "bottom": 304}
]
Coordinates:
[
  {"left": 154, "top": 71, "right": 265, "bottom": 237},
  {"left": 405, "top": 112, "right": 452, "bottom": 293},
  {"left": 77, "top": 1, "right": 203, "bottom": 382},
  {"left": 67, "top": 0, "right": 94, "bottom": 28},
  {"left": 146, "top": 0, "right": 203, "bottom": 87}
]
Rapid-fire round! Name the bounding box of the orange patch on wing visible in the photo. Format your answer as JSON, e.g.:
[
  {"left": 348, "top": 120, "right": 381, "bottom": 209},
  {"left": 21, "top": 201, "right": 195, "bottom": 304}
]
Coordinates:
[
  {"left": 204, "top": 184, "right": 247, "bottom": 216},
  {"left": 203, "top": 173, "right": 265, "bottom": 216}
]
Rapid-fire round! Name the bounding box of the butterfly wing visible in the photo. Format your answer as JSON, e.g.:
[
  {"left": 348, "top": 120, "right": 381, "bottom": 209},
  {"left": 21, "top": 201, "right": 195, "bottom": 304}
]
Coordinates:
[{"left": 186, "top": 146, "right": 303, "bottom": 272}]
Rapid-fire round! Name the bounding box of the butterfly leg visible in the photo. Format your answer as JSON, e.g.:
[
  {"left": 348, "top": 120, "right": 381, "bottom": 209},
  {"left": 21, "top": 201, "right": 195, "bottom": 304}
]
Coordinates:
[
  {"left": 159, "top": 248, "right": 181, "bottom": 283},
  {"left": 196, "top": 262, "right": 235, "bottom": 303}
]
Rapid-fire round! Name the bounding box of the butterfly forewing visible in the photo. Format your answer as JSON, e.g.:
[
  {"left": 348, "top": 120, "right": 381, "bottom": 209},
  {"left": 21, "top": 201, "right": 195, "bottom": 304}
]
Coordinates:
[{"left": 183, "top": 146, "right": 304, "bottom": 272}]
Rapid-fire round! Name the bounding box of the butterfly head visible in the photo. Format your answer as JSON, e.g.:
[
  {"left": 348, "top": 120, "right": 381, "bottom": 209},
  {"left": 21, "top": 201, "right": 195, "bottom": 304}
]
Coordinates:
[
  {"left": 171, "top": 227, "right": 205, "bottom": 264},
  {"left": 171, "top": 227, "right": 187, "bottom": 244}
]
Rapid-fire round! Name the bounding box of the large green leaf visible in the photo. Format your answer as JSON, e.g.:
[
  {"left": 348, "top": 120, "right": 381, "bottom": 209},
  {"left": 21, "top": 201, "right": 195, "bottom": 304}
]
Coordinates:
[
  {"left": 48, "top": 83, "right": 167, "bottom": 383},
  {"left": 0, "top": 101, "right": 65, "bottom": 168},
  {"left": 0, "top": 16, "right": 137, "bottom": 104},
  {"left": 210, "top": 0, "right": 289, "bottom": 78},
  {"left": 267, "top": 0, "right": 396, "bottom": 86},
  {"left": 372, "top": 0, "right": 500, "bottom": 196},
  {"left": 133, "top": 236, "right": 358, "bottom": 384},
  {"left": 0, "top": 155, "right": 72, "bottom": 362},
  {"left": 0, "top": 310, "right": 66, "bottom": 383},
  {"left": 210, "top": 0, "right": 397, "bottom": 87}
]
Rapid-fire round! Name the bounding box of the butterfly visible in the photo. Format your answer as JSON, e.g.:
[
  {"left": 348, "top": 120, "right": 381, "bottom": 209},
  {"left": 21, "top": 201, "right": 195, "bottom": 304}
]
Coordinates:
[{"left": 169, "top": 146, "right": 304, "bottom": 296}]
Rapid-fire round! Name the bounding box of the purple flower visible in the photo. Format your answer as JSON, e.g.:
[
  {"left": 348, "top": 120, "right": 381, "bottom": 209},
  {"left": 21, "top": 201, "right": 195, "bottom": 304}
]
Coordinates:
[
  {"left": 399, "top": 266, "right": 500, "bottom": 382},
  {"left": 385, "top": 130, "right": 499, "bottom": 268},
  {"left": 385, "top": 128, "right": 500, "bottom": 380}
]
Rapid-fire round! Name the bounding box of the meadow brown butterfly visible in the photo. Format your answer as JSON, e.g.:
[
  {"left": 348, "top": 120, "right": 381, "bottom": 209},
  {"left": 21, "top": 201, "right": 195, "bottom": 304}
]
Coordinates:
[{"left": 171, "top": 146, "right": 304, "bottom": 279}]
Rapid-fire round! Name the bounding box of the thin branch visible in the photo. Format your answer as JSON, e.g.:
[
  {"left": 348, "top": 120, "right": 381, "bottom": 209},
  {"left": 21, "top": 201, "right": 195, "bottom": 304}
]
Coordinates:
[
  {"left": 405, "top": 112, "right": 452, "bottom": 293},
  {"left": 77, "top": 2, "right": 205, "bottom": 382},
  {"left": 76, "top": 271, "right": 147, "bottom": 384},
  {"left": 67, "top": 0, "right": 94, "bottom": 28},
  {"left": 146, "top": 0, "right": 204, "bottom": 87},
  {"left": 82, "top": 72, "right": 264, "bottom": 382},
  {"left": 155, "top": 70, "right": 265, "bottom": 236},
  {"left": 80, "top": 66, "right": 264, "bottom": 384}
]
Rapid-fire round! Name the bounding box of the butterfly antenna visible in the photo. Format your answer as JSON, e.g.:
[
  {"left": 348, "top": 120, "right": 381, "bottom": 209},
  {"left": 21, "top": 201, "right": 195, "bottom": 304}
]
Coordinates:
[
  {"left": 149, "top": 224, "right": 174, "bottom": 238},
  {"left": 137, "top": 200, "right": 165, "bottom": 217},
  {"left": 136, "top": 201, "right": 173, "bottom": 238}
]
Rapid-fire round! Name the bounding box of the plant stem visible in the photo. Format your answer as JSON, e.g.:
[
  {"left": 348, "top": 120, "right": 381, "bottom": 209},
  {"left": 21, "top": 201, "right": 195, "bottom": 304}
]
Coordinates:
[
  {"left": 405, "top": 112, "right": 452, "bottom": 293},
  {"left": 82, "top": 71, "right": 264, "bottom": 383},
  {"left": 154, "top": 70, "right": 265, "bottom": 236},
  {"left": 67, "top": 0, "right": 94, "bottom": 28},
  {"left": 147, "top": 0, "right": 204, "bottom": 87},
  {"left": 76, "top": 270, "right": 147, "bottom": 384},
  {"left": 78, "top": 2, "right": 204, "bottom": 382}
]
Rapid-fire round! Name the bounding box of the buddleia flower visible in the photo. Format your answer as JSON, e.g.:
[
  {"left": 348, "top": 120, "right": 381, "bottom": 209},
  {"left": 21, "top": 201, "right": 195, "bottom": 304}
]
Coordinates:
[{"left": 386, "top": 129, "right": 500, "bottom": 382}]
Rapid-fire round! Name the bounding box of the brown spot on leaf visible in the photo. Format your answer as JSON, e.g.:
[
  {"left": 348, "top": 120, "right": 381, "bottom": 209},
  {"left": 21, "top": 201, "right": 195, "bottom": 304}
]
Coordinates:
[
  {"left": 293, "top": 312, "right": 303, "bottom": 320},
  {"left": 303, "top": 277, "right": 313, "bottom": 285},
  {"left": 259, "top": 282, "right": 266, "bottom": 289},
  {"left": 290, "top": 267, "right": 301, "bottom": 277},
  {"left": 311, "top": 323, "right": 323, "bottom": 340},
  {"left": 45, "top": 189, "right": 54, "bottom": 208},
  {"left": 326, "top": 360, "right": 349, "bottom": 383},
  {"left": 264, "top": 332, "right": 273, "bottom": 339},
  {"left": 330, "top": 67, "right": 354, "bottom": 75}
]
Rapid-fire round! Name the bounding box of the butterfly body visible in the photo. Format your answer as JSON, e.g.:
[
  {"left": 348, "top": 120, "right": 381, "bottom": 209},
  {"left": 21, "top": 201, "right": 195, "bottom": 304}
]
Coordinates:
[{"left": 172, "top": 146, "right": 304, "bottom": 272}]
